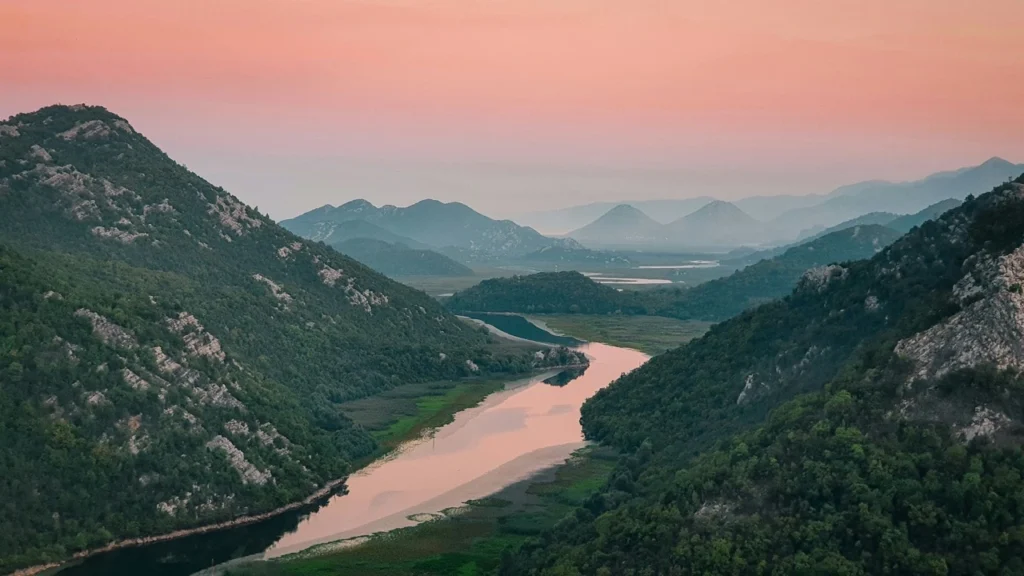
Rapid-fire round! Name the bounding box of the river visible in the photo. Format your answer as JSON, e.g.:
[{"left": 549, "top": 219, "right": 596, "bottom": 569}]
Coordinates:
[{"left": 57, "top": 342, "right": 647, "bottom": 575}]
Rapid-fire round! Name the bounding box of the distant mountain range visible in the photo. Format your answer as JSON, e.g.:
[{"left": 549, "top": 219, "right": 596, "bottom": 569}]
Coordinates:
[
  {"left": 281, "top": 199, "right": 579, "bottom": 263},
  {"left": 521, "top": 158, "right": 1021, "bottom": 244},
  {"left": 568, "top": 200, "right": 784, "bottom": 251},
  {"left": 771, "top": 157, "right": 1023, "bottom": 231},
  {"left": 449, "top": 223, "right": 902, "bottom": 322},
  {"left": 728, "top": 199, "right": 963, "bottom": 267}
]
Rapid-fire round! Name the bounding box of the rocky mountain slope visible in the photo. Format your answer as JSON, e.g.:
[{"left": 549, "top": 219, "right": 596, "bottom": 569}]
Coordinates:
[
  {"left": 502, "top": 175, "right": 1024, "bottom": 574},
  {"left": 0, "top": 104, "right": 580, "bottom": 572},
  {"left": 281, "top": 198, "right": 579, "bottom": 262}
]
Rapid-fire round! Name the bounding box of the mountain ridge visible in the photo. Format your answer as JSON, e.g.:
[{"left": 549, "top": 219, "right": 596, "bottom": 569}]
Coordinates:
[
  {"left": 0, "top": 104, "right": 581, "bottom": 572},
  {"left": 502, "top": 173, "right": 1024, "bottom": 574}
]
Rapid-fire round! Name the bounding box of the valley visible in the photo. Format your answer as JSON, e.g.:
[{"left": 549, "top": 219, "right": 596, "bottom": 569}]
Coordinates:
[{"left": 2, "top": 106, "right": 1023, "bottom": 576}]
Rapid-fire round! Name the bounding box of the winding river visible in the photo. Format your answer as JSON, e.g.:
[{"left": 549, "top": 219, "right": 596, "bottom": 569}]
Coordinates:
[{"left": 58, "top": 342, "right": 648, "bottom": 575}]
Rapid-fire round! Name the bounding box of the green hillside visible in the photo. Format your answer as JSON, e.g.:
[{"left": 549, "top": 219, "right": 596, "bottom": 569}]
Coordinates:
[
  {"left": 332, "top": 238, "right": 473, "bottom": 277},
  {"left": 448, "top": 225, "right": 902, "bottom": 322},
  {"left": 502, "top": 176, "right": 1024, "bottom": 574},
  {"left": 0, "top": 104, "right": 580, "bottom": 572}
]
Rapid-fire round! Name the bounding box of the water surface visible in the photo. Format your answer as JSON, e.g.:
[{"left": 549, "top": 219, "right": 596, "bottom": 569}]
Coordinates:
[
  {"left": 265, "top": 342, "right": 646, "bottom": 557},
  {"left": 61, "top": 342, "right": 647, "bottom": 574}
]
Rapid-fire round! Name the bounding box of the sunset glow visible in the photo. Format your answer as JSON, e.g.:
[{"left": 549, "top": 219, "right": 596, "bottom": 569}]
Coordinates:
[{"left": 3, "top": 0, "right": 1022, "bottom": 216}]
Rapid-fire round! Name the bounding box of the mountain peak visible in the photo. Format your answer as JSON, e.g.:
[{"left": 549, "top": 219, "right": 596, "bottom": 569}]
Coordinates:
[
  {"left": 339, "top": 198, "right": 375, "bottom": 209},
  {"left": 979, "top": 156, "right": 1014, "bottom": 169},
  {"left": 568, "top": 203, "right": 662, "bottom": 246}
]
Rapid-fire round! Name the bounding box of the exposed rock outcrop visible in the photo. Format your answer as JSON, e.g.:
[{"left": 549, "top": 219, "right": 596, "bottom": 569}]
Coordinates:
[
  {"left": 74, "top": 309, "right": 137, "bottom": 349},
  {"left": 252, "top": 274, "right": 293, "bottom": 303},
  {"left": 896, "top": 245, "right": 1024, "bottom": 383},
  {"left": 205, "top": 436, "right": 272, "bottom": 485}
]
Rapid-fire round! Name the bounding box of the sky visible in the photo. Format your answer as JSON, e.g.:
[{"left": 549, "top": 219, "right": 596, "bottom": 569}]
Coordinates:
[{"left": 2, "top": 0, "right": 1022, "bottom": 219}]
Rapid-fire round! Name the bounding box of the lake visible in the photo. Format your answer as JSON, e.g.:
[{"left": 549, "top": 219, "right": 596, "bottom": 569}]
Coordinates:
[{"left": 59, "top": 342, "right": 648, "bottom": 575}]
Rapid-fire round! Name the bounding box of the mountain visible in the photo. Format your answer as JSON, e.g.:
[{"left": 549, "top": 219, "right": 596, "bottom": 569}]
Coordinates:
[
  {"left": 281, "top": 199, "right": 576, "bottom": 262},
  {"left": 887, "top": 198, "right": 963, "bottom": 233},
  {"left": 516, "top": 197, "right": 714, "bottom": 234},
  {"left": 735, "top": 200, "right": 964, "bottom": 267},
  {"left": 796, "top": 211, "right": 899, "bottom": 242},
  {"left": 331, "top": 238, "right": 473, "bottom": 277},
  {"left": 662, "top": 200, "right": 778, "bottom": 249},
  {"left": 568, "top": 204, "right": 663, "bottom": 247},
  {"left": 518, "top": 195, "right": 821, "bottom": 235},
  {"left": 660, "top": 224, "right": 903, "bottom": 320},
  {"left": 286, "top": 218, "right": 429, "bottom": 250},
  {"left": 446, "top": 272, "right": 648, "bottom": 315},
  {"left": 0, "top": 104, "right": 582, "bottom": 572},
  {"left": 502, "top": 174, "right": 1024, "bottom": 574},
  {"left": 773, "top": 157, "right": 1023, "bottom": 232},
  {"left": 449, "top": 225, "right": 901, "bottom": 322}
]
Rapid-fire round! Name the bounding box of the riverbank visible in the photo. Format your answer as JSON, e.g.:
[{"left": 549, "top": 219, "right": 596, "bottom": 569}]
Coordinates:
[
  {"left": 9, "top": 476, "right": 350, "bottom": 576},
  {"left": 228, "top": 446, "right": 620, "bottom": 576},
  {"left": 527, "top": 314, "right": 711, "bottom": 355},
  {"left": 8, "top": 371, "right": 556, "bottom": 576}
]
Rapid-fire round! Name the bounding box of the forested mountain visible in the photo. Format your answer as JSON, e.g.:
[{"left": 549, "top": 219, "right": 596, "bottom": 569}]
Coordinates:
[
  {"left": 887, "top": 198, "right": 963, "bottom": 233},
  {"left": 502, "top": 175, "right": 1024, "bottom": 575},
  {"left": 332, "top": 238, "right": 473, "bottom": 277},
  {"left": 796, "top": 211, "right": 899, "bottom": 242},
  {"left": 773, "top": 157, "right": 1022, "bottom": 231},
  {"left": 567, "top": 204, "right": 665, "bottom": 247},
  {"left": 445, "top": 271, "right": 647, "bottom": 315},
  {"left": 732, "top": 200, "right": 961, "bottom": 267},
  {"left": 0, "top": 104, "right": 579, "bottom": 572},
  {"left": 448, "top": 225, "right": 900, "bottom": 322},
  {"left": 659, "top": 224, "right": 903, "bottom": 320},
  {"left": 281, "top": 198, "right": 578, "bottom": 262}
]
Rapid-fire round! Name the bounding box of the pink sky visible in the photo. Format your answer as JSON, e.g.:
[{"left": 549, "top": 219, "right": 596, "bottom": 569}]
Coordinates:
[{"left": 2, "top": 0, "right": 1022, "bottom": 217}]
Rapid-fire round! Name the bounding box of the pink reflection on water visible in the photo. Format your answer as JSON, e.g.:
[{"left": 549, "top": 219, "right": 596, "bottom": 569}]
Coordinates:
[{"left": 264, "top": 342, "right": 647, "bottom": 558}]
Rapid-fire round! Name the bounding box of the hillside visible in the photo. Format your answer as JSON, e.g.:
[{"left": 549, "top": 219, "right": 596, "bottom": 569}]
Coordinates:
[
  {"left": 502, "top": 175, "right": 1024, "bottom": 574},
  {"left": 445, "top": 271, "right": 647, "bottom": 315},
  {"left": 286, "top": 218, "right": 429, "bottom": 250},
  {"left": 332, "top": 238, "right": 473, "bottom": 277},
  {"left": 887, "top": 198, "right": 963, "bottom": 233},
  {"left": 0, "top": 104, "right": 579, "bottom": 572},
  {"left": 449, "top": 225, "right": 900, "bottom": 322},
  {"left": 281, "top": 199, "right": 575, "bottom": 261},
  {"left": 661, "top": 224, "right": 903, "bottom": 320},
  {"left": 662, "top": 200, "right": 778, "bottom": 249},
  {"left": 773, "top": 157, "right": 1022, "bottom": 231},
  {"left": 568, "top": 204, "right": 663, "bottom": 247}
]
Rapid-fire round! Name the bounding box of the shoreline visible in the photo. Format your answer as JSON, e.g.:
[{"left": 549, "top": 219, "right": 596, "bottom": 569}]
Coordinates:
[
  {"left": 8, "top": 364, "right": 587, "bottom": 576},
  {"left": 9, "top": 476, "right": 350, "bottom": 576}
]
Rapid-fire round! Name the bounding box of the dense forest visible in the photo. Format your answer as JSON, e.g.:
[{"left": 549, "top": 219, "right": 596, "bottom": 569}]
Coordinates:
[
  {"left": 331, "top": 237, "right": 474, "bottom": 277},
  {"left": 447, "top": 224, "right": 903, "bottom": 322},
  {"left": 446, "top": 271, "right": 649, "bottom": 315},
  {"left": 0, "top": 105, "right": 578, "bottom": 572},
  {"left": 499, "top": 176, "right": 1024, "bottom": 574}
]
